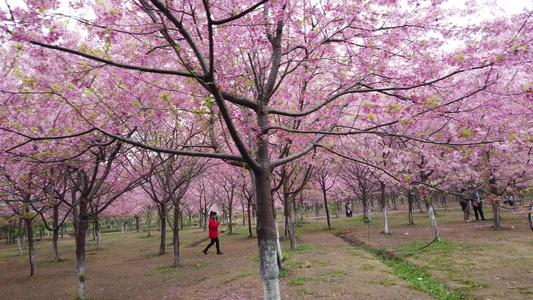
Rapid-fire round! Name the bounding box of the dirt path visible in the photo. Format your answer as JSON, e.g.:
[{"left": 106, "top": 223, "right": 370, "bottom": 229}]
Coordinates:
[{"left": 1, "top": 230, "right": 432, "bottom": 300}]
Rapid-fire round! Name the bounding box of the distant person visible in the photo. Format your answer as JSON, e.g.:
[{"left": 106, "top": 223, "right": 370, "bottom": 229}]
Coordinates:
[
  {"left": 470, "top": 190, "right": 485, "bottom": 221},
  {"left": 202, "top": 211, "right": 223, "bottom": 255},
  {"left": 459, "top": 189, "right": 471, "bottom": 222},
  {"left": 345, "top": 203, "right": 353, "bottom": 217}
]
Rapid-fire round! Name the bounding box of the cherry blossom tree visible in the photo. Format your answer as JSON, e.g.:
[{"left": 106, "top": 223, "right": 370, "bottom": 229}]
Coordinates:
[{"left": 2, "top": 1, "right": 532, "bottom": 299}]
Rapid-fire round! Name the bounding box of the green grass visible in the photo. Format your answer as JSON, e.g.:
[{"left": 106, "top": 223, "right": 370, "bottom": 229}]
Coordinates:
[
  {"left": 145, "top": 264, "right": 175, "bottom": 276},
  {"left": 193, "top": 262, "right": 212, "bottom": 270},
  {"left": 378, "top": 257, "right": 463, "bottom": 300},
  {"left": 459, "top": 279, "right": 488, "bottom": 291},
  {"left": 296, "top": 288, "right": 315, "bottom": 295},
  {"left": 218, "top": 272, "right": 254, "bottom": 287},
  {"left": 289, "top": 245, "right": 320, "bottom": 251},
  {"left": 287, "top": 276, "right": 313, "bottom": 286}
]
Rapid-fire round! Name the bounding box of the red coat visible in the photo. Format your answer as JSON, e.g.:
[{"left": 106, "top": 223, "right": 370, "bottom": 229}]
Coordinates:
[{"left": 208, "top": 217, "right": 220, "bottom": 239}]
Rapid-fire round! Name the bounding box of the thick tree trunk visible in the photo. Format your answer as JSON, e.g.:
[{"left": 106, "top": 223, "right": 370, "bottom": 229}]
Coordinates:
[
  {"left": 172, "top": 206, "right": 180, "bottom": 267},
  {"left": 135, "top": 216, "right": 140, "bottom": 233},
  {"left": 25, "top": 218, "right": 36, "bottom": 276},
  {"left": 255, "top": 169, "right": 280, "bottom": 300},
  {"left": 74, "top": 199, "right": 89, "bottom": 300}
]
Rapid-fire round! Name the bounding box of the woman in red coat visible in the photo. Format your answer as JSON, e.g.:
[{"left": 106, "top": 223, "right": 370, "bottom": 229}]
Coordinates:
[{"left": 202, "top": 211, "right": 223, "bottom": 255}]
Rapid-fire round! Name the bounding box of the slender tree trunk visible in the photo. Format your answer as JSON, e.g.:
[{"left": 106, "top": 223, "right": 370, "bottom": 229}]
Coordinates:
[
  {"left": 408, "top": 191, "right": 415, "bottom": 225},
  {"left": 322, "top": 188, "right": 332, "bottom": 229},
  {"left": 285, "top": 196, "right": 296, "bottom": 249},
  {"left": 17, "top": 219, "right": 23, "bottom": 256},
  {"left": 247, "top": 200, "right": 253, "bottom": 237},
  {"left": 228, "top": 207, "right": 233, "bottom": 234},
  {"left": 416, "top": 194, "right": 424, "bottom": 213},
  {"left": 146, "top": 208, "right": 152, "bottom": 237},
  {"left": 294, "top": 195, "right": 300, "bottom": 227},
  {"left": 95, "top": 217, "right": 101, "bottom": 251},
  {"left": 172, "top": 206, "right": 180, "bottom": 267},
  {"left": 135, "top": 216, "right": 140, "bottom": 233},
  {"left": 159, "top": 204, "right": 167, "bottom": 254},
  {"left": 380, "top": 182, "right": 389, "bottom": 235},
  {"left": 489, "top": 176, "right": 501, "bottom": 230},
  {"left": 426, "top": 201, "right": 440, "bottom": 241},
  {"left": 52, "top": 206, "right": 60, "bottom": 262},
  {"left": 362, "top": 191, "right": 372, "bottom": 223},
  {"left": 25, "top": 218, "right": 36, "bottom": 276}
]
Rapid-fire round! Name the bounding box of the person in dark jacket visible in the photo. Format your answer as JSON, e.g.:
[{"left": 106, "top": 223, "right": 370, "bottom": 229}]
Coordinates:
[
  {"left": 459, "top": 189, "right": 471, "bottom": 222},
  {"left": 470, "top": 190, "right": 486, "bottom": 221},
  {"left": 202, "top": 211, "right": 223, "bottom": 255}
]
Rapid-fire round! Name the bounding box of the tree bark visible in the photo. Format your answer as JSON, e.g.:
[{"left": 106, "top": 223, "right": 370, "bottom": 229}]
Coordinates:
[
  {"left": 255, "top": 169, "right": 281, "bottom": 300},
  {"left": 322, "top": 188, "right": 332, "bottom": 229},
  {"left": 74, "top": 199, "right": 89, "bottom": 300},
  {"left": 95, "top": 217, "right": 101, "bottom": 251},
  {"left": 172, "top": 206, "right": 180, "bottom": 267},
  {"left": 489, "top": 176, "right": 501, "bottom": 230},
  {"left": 408, "top": 191, "right": 415, "bottom": 225},
  {"left": 52, "top": 205, "right": 60, "bottom": 262},
  {"left": 25, "top": 218, "right": 36, "bottom": 276},
  {"left": 380, "top": 182, "right": 389, "bottom": 235},
  {"left": 159, "top": 203, "right": 167, "bottom": 254},
  {"left": 17, "top": 219, "right": 24, "bottom": 256},
  {"left": 426, "top": 201, "right": 440, "bottom": 241}
]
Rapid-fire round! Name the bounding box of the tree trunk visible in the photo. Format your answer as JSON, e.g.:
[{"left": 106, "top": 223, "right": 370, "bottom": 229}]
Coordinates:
[
  {"left": 322, "top": 188, "right": 332, "bottom": 229},
  {"left": 380, "top": 182, "right": 389, "bottom": 235},
  {"left": 417, "top": 195, "right": 424, "bottom": 213},
  {"left": 17, "top": 219, "right": 23, "bottom": 256},
  {"left": 172, "top": 206, "right": 180, "bottom": 267},
  {"left": 135, "top": 216, "right": 140, "bottom": 233},
  {"left": 52, "top": 206, "right": 60, "bottom": 262},
  {"left": 408, "top": 191, "right": 415, "bottom": 225},
  {"left": 146, "top": 208, "right": 152, "bottom": 237},
  {"left": 228, "top": 207, "right": 233, "bottom": 234},
  {"left": 95, "top": 217, "right": 101, "bottom": 251},
  {"left": 159, "top": 204, "right": 167, "bottom": 254},
  {"left": 25, "top": 218, "right": 36, "bottom": 276},
  {"left": 489, "top": 176, "right": 501, "bottom": 230},
  {"left": 247, "top": 200, "right": 253, "bottom": 237},
  {"left": 426, "top": 201, "right": 440, "bottom": 241},
  {"left": 285, "top": 197, "right": 296, "bottom": 250},
  {"left": 74, "top": 199, "right": 89, "bottom": 300},
  {"left": 255, "top": 169, "right": 281, "bottom": 300}
]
